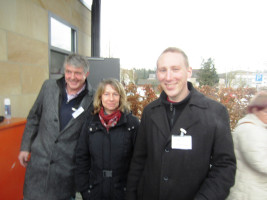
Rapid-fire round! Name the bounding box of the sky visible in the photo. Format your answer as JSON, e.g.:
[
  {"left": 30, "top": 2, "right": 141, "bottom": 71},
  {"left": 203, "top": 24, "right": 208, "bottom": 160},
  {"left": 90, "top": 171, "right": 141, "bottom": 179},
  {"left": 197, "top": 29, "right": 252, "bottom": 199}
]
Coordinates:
[{"left": 100, "top": 0, "right": 267, "bottom": 73}]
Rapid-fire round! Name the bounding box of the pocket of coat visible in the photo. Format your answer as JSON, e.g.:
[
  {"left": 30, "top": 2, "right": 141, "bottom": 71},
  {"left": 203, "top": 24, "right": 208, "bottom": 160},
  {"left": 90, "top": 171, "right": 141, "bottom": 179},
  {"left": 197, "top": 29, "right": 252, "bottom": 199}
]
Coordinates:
[
  {"left": 87, "top": 181, "right": 101, "bottom": 198},
  {"left": 137, "top": 176, "right": 145, "bottom": 199},
  {"left": 113, "top": 180, "right": 127, "bottom": 199},
  {"left": 88, "top": 173, "right": 102, "bottom": 198}
]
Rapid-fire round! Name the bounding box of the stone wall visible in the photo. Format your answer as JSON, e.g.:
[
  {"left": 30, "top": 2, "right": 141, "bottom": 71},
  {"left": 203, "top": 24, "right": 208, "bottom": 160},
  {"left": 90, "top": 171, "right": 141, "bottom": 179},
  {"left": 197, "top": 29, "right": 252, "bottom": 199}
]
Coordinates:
[{"left": 0, "top": 0, "right": 92, "bottom": 117}]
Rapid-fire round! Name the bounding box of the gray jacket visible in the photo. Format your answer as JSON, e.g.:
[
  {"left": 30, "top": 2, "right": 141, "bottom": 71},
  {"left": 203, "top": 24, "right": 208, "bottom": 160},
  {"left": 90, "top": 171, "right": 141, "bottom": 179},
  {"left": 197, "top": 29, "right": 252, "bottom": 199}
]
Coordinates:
[{"left": 20, "top": 77, "right": 94, "bottom": 200}]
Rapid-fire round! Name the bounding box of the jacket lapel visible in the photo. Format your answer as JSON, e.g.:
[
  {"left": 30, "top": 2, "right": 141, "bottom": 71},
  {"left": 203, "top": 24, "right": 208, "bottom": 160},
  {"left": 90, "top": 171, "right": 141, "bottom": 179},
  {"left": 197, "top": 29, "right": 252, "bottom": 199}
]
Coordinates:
[
  {"left": 152, "top": 83, "right": 208, "bottom": 146},
  {"left": 171, "top": 104, "right": 200, "bottom": 136},
  {"left": 52, "top": 85, "right": 60, "bottom": 129},
  {"left": 61, "top": 93, "right": 93, "bottom": 132},
  {"left": 60, "top": 82, "right": 94, "bottom": 133},
  {"left": 151, "top": 104, "right": 171, "bottom": 140}
]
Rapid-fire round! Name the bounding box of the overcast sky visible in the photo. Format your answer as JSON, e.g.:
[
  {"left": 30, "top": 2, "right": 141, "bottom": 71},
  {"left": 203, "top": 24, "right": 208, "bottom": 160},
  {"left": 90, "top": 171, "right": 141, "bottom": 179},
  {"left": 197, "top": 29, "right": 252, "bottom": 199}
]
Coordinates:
[{"left": 100, "top": 0, "right": 267, "bottom": 73}]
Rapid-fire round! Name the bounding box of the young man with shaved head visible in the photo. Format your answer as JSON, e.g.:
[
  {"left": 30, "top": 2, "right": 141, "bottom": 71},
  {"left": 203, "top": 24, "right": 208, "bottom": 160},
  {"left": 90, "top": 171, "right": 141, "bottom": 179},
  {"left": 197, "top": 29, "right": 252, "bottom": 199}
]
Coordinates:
[{"left": 126, "top": 47, "right": 236, "bottom": 200}]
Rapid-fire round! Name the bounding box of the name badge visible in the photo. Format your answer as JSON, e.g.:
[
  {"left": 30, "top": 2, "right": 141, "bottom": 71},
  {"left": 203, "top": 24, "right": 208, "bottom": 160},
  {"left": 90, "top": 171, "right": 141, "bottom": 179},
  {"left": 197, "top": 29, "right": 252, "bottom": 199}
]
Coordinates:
[
  {"left": 72, "top": 107, "right": 84, "bottom": 119},
  {"left": 171, "top": 135, "right": 192, "bottom": 150}
]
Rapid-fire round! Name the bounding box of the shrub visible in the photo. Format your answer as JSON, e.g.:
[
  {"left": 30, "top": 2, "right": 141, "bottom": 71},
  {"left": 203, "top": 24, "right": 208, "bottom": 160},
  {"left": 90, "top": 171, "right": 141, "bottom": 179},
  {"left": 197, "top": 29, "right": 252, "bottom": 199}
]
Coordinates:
[
  {"left": 125, "top": 83, "right": 257, "bottom": 131},
  {"left": 197, "top": 86, "right": 257, "bottom": 130}
]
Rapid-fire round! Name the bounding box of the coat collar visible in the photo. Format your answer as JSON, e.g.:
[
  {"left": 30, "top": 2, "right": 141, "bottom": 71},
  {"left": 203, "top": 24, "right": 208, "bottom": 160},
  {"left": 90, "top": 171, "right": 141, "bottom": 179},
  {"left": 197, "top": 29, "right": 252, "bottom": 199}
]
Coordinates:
[
  {"left": 55, "top": 77, "right": 94, "bottom": 133},
  {"left": 91, "top": 111, "right": 129, "bottom": 126},
  {"left": 150, "top": 82, "right": 208, "bottom": 141},
  {"left": 152, "top": 82, "right": 208, "bottom": 109}
]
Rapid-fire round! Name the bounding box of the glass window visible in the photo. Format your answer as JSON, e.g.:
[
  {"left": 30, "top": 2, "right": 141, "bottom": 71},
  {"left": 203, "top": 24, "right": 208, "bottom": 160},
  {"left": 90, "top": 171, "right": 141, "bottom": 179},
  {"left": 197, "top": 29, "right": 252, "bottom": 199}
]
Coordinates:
[
  {"left": 49, "top": 13, "right": 77, "bottom": 78},
  {"left": 80, "top": 0, "right": 93, "bottom": 10},
  {"left": 51, "top": 17, "right": 72, "bottom": 51}
]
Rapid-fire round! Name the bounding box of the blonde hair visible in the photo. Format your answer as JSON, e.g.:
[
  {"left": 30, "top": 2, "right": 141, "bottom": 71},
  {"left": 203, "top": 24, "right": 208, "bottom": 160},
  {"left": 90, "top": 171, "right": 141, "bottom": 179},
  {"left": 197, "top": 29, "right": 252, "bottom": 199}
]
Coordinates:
[
  {"left": 93, "top": 78, "right": 130, "bottom": 114},
  {"left": 157, "top": 47, "right": 189, "bottom": 68}
]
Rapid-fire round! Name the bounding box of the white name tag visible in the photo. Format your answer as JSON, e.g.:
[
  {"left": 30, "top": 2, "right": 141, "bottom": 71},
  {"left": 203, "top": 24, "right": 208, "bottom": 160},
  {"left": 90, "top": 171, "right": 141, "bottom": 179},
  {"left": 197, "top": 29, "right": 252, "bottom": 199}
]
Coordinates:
[
  {"left": 171, "top": 135, "right": 192, "bottom": 150},
  {"left": 72, "top": 107, "right": 84, "bottom": 119}
]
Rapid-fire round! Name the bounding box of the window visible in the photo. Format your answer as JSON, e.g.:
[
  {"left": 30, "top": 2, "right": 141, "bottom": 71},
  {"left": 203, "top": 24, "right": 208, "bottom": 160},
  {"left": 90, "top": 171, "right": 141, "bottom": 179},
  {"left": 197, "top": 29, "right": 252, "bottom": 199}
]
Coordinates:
[
  {"left": 80, "top": 0, "right": 93, "bottom": 11},
  {"left": 49, "top": 13, "right": 77, "bottom": 78}
]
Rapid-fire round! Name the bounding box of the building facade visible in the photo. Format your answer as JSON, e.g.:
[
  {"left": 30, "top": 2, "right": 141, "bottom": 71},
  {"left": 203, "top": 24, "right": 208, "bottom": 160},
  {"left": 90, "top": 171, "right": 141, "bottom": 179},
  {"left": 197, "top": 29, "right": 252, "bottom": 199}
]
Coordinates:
[{"left": 0, "top": 0, "right": 92, "bottom": 117}]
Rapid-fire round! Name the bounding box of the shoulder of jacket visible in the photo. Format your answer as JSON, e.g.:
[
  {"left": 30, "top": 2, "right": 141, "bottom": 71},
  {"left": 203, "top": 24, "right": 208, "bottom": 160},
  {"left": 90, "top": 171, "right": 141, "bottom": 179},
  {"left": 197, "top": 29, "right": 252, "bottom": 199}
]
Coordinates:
[
  {"left": 145, "top": 98, "right": 161, "bottom": 110},
  {"left": 126, "top": 113, "right": 139, "bottom": 123},
  {"left": 38, "top": 79, "right": 58, "bottom": 92},
  {"left": 43, "top": 78, "right": 58, "bottom": 87},
  {"left": 125, "top": 113, "right": 140, "bottom": 131},
  {"left": 191, "top": 89, "right": 226, "bottom": 111},
  {"left": 86, "top": 82, "right": 95, "bottom": 97},
  {"left": 236, "top": 114, "right": 263, "bottom": 128},
  {"left": 82, "top": 91, "right": 94, "bottom": 105}
]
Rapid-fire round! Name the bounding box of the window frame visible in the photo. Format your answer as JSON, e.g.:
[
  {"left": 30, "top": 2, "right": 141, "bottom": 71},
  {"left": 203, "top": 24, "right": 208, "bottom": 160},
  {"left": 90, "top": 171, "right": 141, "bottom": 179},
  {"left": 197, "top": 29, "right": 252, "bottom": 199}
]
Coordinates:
[{"left": 48, "top": 12, "right": 78, "bottom": 79}]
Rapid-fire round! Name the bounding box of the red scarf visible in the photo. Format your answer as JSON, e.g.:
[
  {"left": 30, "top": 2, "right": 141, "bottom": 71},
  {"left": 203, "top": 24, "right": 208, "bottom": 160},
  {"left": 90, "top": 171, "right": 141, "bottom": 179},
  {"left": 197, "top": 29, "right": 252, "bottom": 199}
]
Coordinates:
[{"left": 99, "top": 107, "right": 121, "bottom": 132}]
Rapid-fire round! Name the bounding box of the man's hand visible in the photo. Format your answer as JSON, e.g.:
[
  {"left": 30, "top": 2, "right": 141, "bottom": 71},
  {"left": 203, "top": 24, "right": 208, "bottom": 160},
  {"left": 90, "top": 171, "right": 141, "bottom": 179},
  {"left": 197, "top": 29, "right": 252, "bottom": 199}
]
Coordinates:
[{"left": 18, "top": 151, "right": 30, "bottom": 167}]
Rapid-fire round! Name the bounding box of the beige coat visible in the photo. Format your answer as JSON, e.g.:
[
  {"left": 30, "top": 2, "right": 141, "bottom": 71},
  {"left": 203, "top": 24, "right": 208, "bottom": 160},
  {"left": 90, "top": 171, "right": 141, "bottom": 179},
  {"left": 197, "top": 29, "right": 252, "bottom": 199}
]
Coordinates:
[{"left": 227, "top": 114, "right": 267, "bottom": 200}]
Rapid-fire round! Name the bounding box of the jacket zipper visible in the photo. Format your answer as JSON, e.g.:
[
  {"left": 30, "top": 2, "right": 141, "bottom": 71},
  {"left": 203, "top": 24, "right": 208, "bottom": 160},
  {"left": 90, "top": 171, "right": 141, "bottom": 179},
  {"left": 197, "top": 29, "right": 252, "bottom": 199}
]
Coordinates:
[{"left": 170, "top": 103, "right": 175, "bottom": 128}]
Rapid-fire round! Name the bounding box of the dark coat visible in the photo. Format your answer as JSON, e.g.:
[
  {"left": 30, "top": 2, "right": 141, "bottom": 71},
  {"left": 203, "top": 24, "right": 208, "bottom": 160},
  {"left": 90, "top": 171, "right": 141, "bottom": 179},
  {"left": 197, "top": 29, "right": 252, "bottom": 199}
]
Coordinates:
[
  {"left": 75, "top": 112, "right": 139, "bottom": 200},
  {"left": 126, "top": 82, "right": 236, "bottom": 200},
  {"left": 20, "top": 77, "right": 94, "bottom": 200}
]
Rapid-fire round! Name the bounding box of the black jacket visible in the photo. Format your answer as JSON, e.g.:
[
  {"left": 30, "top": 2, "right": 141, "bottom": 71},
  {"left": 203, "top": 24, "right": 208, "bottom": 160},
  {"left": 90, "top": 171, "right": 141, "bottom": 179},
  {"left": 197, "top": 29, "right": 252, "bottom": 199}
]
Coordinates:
[
  {"left": 126, "top": 82, "right": 236, "bottom": 200},
  {"left": 75, "top": 112, "right": 139, "bottom": 200}
]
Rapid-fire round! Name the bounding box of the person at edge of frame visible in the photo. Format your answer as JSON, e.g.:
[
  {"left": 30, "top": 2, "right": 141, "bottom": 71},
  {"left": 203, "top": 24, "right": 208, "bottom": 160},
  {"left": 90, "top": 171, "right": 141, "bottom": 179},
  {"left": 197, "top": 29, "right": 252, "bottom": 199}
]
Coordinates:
[{"left": 227, "top": 91, "right": 267, "bottom": 200}]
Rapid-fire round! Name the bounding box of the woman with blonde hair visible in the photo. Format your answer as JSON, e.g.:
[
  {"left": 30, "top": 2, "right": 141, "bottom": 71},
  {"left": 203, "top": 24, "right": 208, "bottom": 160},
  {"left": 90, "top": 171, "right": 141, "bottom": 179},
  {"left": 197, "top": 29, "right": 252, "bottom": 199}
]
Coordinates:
[
  {"left": 75, "top": 78, "right": 139, "bottom": 200},
  {"left": 227, "top": 91, "right": 267, "bottom": 200}
]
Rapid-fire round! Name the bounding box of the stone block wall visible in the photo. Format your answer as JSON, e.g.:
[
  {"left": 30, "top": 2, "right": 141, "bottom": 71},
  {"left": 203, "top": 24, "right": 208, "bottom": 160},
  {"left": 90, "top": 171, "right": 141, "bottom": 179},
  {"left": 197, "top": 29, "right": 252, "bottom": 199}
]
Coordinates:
[{"left": 0, "top": 0, "right": 92, "bottom": 117}]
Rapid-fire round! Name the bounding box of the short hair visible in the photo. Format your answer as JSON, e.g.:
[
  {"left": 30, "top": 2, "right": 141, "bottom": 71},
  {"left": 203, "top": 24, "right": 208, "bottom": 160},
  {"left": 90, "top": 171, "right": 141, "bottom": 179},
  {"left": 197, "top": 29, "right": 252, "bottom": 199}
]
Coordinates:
[
  {"left": 157, "top": 47, "right": 189, "bottom": 68},
  {"left": 64, "top": 53, "right": 90, "bottom": 73},
  {"left": 93, "top": 78, "right": 130, "bottom": 114},
  {"left": 247, "top": 91, "right": 267, "bottom": 113}
]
